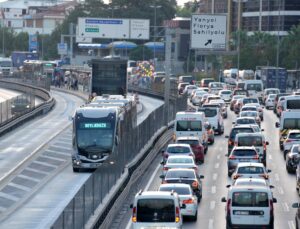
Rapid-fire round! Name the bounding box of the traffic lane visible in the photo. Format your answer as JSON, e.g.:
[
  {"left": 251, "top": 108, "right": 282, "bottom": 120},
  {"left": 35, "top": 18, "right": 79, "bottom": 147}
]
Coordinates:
[
  {"left": 0, "top": 90, "right": 84, "bottom": 180},
  {"left": 262, "top": 109, "right": 298, "bottom": 229},
  {"left": 137, "top": 95, "right": 164, "bottom": 126},
  {"left": 0, "top": 88, "right": 21, "bottom": 102}
]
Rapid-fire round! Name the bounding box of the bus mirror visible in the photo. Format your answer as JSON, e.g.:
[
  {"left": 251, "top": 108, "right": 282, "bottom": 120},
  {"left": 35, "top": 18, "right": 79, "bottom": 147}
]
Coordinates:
[{"left": 275, "top": 122, "right": 280, "bottom": 128}]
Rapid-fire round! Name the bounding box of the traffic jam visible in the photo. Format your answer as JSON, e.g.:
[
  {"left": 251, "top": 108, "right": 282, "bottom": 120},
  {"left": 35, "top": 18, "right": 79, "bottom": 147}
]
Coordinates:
[{"left": 130, "top": 75, "right": 300, "bottom": 229}]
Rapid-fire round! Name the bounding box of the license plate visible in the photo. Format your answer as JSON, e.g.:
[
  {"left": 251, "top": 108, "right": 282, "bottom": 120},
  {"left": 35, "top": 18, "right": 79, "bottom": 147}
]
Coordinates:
[{"left": 234, "top": 210, "right": 249, "bottom": 215}]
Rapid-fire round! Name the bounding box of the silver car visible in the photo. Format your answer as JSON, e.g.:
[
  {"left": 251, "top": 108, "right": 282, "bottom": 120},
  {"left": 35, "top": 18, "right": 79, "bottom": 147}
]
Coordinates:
[
  {"left": 159, "top": 183, "right": 198, "bottom": 220},
  {"left": 227, "top": 146, "right": 260, "bottom": 177}
]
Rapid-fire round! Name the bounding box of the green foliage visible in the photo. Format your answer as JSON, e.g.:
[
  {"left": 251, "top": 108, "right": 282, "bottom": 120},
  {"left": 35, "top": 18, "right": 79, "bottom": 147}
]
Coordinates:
[
  {"left": 129, "top": 46, "right": 153, "bottom": 61},
  {"left": 176, "top": 1, "right": 198, "bottom": 17}
]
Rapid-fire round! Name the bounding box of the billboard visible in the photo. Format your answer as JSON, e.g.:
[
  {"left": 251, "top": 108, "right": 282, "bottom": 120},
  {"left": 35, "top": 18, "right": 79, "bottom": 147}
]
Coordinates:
[
  {"left": 191, "top": 14, "right": 227, "bottom": 50},
  {"left": 28, "top": 34, "right": 38, "bottom": 52},
  {"left": 78, "top": 17, "right": 149, "bottom": 40}
]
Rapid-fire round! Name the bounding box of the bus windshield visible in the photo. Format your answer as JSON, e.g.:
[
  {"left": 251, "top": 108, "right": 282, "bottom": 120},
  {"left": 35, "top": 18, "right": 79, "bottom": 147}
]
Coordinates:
[
  {"left": 76, "top": 121, "right": 115, "bottom": 150},
  {"left": 176, "top": 120, "right": 202, "bottom": 131},
  {"left": 0, "top": 61, "right": 12, "bottom": 67},
  {"left": 286, "top": 99, "right": 300, "bottom": 109}
]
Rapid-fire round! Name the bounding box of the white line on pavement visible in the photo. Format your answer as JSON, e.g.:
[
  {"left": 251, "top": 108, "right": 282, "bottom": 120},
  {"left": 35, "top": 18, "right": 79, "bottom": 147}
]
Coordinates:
[
  {"left": 278, "top": 186, "right": 284, "bottom": 195},
  {"left": 125, "top": 162, "right": 162, "bottom": 229},
  {"left": 211, "top": 186, "right": 216, "bottom": 194},
  {"left": 213, "top": 173, "right": 218, "bottom": 181},
  {"left": 269, "top": 155, "right": 272, "bottom": 160},
  {"left": 215, "top": 163, "right": 220, "bottom": 169},
  {"left": 210, "top": 201, "right": 216, "bottom": 210},
  {"left": 208, "top": 219, "right": 214, "bottom": 229},
  {"left": 217, "top": 154, "right": 221, "bottom": 159},
  {"left": 288, "top": 220, "right": 295, "bottom": 229},
  {"left": 282, "top": 202, "right": 290, "bottom": 212},
  {"left": 275, "top": 173, "right": 280, "bottom": 181}
]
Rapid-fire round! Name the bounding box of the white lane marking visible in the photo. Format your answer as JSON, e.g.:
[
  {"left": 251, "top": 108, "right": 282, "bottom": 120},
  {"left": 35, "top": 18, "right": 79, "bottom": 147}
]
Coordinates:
[
  {"left": 208, "top": 219, "right": 214, "bottom": 229},
  {"left": 0, "top": 192, "right": 20, "bottom": 201},
  {"left": 269, "top": 155, "right": 272, "bottom": 160},
  {"left": 215, "top": 163, "right": 220, "bottom": 169},
  {"left": 282, "top": 202, "right": 290, "bottom": 212},
  {"left": 8, "top": 182, "right": 31, "bottom": 192},
  {"left": 213, "top": 173, "right": 218, "bottom": 181},
  {"left": 288, "top": 220, "right": 295, "bottom": 229},
  {"left": 211, "top": 186, "right": 216, "bottom": 194},
  {"left": 278, "top": 186, "right": 284, "bottom": 195},
  {"left": 125, "top": 162, "right": 161, "bottom": 229},
  {"left": 210, "top": 201, "right": 216, "bottom": 210},
  {"left": 275, "top": 173, "right": 280, "bottom": 181},
  {"left": 217, "top": 154, "right": 221, "bottom": 159}
]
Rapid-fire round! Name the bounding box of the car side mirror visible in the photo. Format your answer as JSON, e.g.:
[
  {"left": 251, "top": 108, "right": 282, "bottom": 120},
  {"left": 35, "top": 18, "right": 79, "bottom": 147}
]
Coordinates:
[
  {"left": 266, "top": 141, "right": 269, "bottom": 145},
  {"left": 292, "top": 203, "right": 300, "bottom": 208},
  {"left": 130, "top": 204, "right": 133, "bottom": 208},
  {"left": 161, "top": 150, "right": 165, "bottom": 154},
  {"left": 226, "top": 184, "right": 231, "bottom": 188},
  {"left": 225, "top": 135, "right": 229, "bottom": 138},
  {"left": 181, "top": 203, "right": 186, "bottom": 209},
  {"left": 160, "top": 161, "right": 165, "bottom": 165},
  {"left": 232, "top": 122, "right": 235, "bottom": 124},
  {"left": 269, "top": 185, "right": 275, "bottom": 189},
  {"left": 267, "top": 169, "right": 272, "bottom": 173},
  {"left": 199, "top": 175, "right": 204, "bottom": 179},
  {"left": 159, "top": 175, "right": 165, "bottom": 179},
  {"left": 221, "top": 197, "right": 227, "bottom": 202},
  {"left": 225, "top": 153, "right": 228, "bottom": 157},
  {"left": 272, "top": 197, "right": 277, "bottom": 203},
  {"left": 275, "top": 122, "right": 280, "bottom": 128},
  {"left": 261, "top": 129, "right": 264, "bottom": 131}
]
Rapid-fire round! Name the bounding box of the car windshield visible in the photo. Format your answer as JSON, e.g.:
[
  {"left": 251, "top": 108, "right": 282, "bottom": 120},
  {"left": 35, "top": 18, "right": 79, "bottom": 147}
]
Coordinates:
[
  {"left": 167, "top": 146, "right": 191, "bottom": 154},
  {"left": 283, "top": 119, "right": 300, "bottom": 129},
  {"left": 221, "top": 91, "right": 231, "bottom": 94},
  {"left": 232, "top": 192, "right": 269, "bottom": 207},
  {"left": 243, "top": 98, "right": 259, "bottom": 104},
  {"left": 159, "top": 186, "right": 191, "bottom": 195},
  {"left": 201, "top": 109, "right": 217, "bottom": 117},
  {"left": 246, "top": 84, "right": 262, "bottom": 91},
  {"left": 176, "top": 120, "right": 202, "bottom": 131},
  {"left": 177, "top": 140, "right": 199, "bottom": 146},
  {"left": 267, "top": 90, "right": 278, "bottom": 95},
  {"left": 240, "top": 111, "right": 258, "bottom": 117},
  {"left": 238, "top": 136, "right": 263, "bottom": 146},
  {"left": 237, "top": 166, "right": 264, "bottom": 174},
  {"left": 232, "top": 150, "right": 257, "bottom": 156},
  {"left": 167, "top": 158, "right": 194, "bottom": 164},
  {"left": 137, "top": 199, "right": 175, "bottom": 222},
  {"left": 289, "top": 133, "right": 300, "bottom": 140},
  {"left": 230, "top": 128, "right": 254, "bottom": 139},
  {"left": 236, "top": 119, "right": 256, "bottom": 125},
  {"left": 242, "top": 107, "right": 256, "bottom": 111},
  {"left": 268, "top": 94, "right": 276, "bottom": 99},
  {"left": 166, "top": 170, "right": 195, "bottom": 179}
]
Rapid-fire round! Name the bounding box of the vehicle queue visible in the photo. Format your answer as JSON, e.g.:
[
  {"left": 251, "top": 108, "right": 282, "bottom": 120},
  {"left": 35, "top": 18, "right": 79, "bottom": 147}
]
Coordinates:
[{"left": 129, "top": 77, "right": 300, "bottom": 229}]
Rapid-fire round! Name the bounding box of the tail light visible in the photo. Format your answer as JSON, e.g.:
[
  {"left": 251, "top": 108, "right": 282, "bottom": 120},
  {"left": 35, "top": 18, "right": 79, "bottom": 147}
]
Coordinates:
[
  {"left": 253, "top": 155, "right": 259, "bottom": 160},
  {"left": 263, "top": 142, "right": 267, "bottom": 151},
  {"left": 183, "top": 198, "right": 195, "bottom": 204},
  {"left": 270, "top": 199, "right": 274, "bottom": 217},
  {"left": 286, "top": 139, "right": 293, "bottom": 143},
  {"left": 226, "top": 199, "right": 231, "bottom": 217},
  {"left": 192, "top": 181, "right": 199, "bottom": 188},
  {"left": 163, "top": 167, "right": 169, "bottom": 171},
  {"left": 228, "top": 140, "right": 234, "bottom": 146},
  {"left": 175, "top": 206, "right": 180, "bottom": 223},
  {"left": 260, "top": 174, "right": 269, "bottom": 179},
  {"left": 132, "top": 207, "right": 137, "bottom": 222},
  {"left": 233, "top": 174, "right": 241, "bottom": 179},
  {"left": 229, "top": 155, "right": 236, "bottom": 159}
]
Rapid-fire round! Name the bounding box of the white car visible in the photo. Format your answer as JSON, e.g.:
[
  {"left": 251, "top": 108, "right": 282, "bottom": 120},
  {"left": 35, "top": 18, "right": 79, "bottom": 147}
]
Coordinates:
[
  {"left": 265, "top": 94, "right": 276, "bottom": 109},
  {"left": 130, "top": 191, "right": 184, "bottom": 229},
  {"left": 242, "top": 103, "right": 264, "bottom": 121},
  {"left": 159, "top": 183, "right": 198, "bottom": 220},
  {"left": 191, "top": 91, "right": 208, "bottom": 105},
  {"left": 231, "top": 162, "right": 271, "bottom": 180},
  {"left": 222, "top": 180, "right": 277, "bottom": 229},
  {"left": 183, "top": 85, "right": 198, "bottom": 96},
  {"left": 162, "top": 155, "right": 197, "bottom": 175},
  {"left": 218, "top": 89, "right": 232, "bottom": 102}
]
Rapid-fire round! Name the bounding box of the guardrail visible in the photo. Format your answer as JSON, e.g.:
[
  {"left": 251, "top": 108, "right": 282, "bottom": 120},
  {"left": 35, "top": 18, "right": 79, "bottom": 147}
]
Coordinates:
[{"left": 0, "top": 79, "right": 55, "bottom": 136}]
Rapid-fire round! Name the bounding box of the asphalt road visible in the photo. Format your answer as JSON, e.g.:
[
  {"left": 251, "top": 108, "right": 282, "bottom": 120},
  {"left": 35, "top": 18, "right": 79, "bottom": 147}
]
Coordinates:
[{"left": 122, "top": 106, "right": 298, "bottom": 229}]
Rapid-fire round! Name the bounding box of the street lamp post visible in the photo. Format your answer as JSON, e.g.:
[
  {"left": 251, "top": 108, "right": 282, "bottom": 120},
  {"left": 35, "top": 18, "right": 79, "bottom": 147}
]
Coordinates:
[
  {"left": 276, "top": 0, "right": 282, "bottom": 89},
  {"left": 150, "top": 3, "right": 161, "bottom": 68}
]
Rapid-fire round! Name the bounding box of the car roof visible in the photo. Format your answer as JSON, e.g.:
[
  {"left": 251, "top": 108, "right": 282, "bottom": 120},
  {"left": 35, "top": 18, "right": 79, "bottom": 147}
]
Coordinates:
[
  {"left": 167, "top": 168, "right": 196, "bottom": 172},
  {"left": 159, "top": 183, "right": 191, "bottom": 189},
  {"left": 232, "top": 125, "right": 255, "bottom": 129},
  {"left": 232, "top": 146, "right": 256, "bottom": 150},
  {"left": 135, "top": 191, "right": 179, "bottom": 199},
  {"left": 288, "top": 130, "right": 300, "bottom": 134},
  {"left": 233, "top": 178, "right": 269, "bottom": 187},
  {"left": 167, "top": 143, "right": 191, "bottom": 147}
]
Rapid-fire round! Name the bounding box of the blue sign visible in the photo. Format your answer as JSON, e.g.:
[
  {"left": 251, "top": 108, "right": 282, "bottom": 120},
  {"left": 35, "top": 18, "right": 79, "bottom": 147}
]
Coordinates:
[
  {"left": 29, "top": 34, "right": 38, "bottom": 52},
  {"left": 85, "top": 19, "right": 123, "bottom": 24},
  {"left": 57, "top": 43, "right": 68, "bottom": 55}
]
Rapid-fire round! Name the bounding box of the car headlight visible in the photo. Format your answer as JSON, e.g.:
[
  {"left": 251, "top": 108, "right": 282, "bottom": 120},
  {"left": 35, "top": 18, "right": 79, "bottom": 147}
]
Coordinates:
[
  {"left": 26, "top": 105, "right": 30, "bottom": 108},
  {"left": 11, "top": 105, "right": 15, "bottom": 108}
]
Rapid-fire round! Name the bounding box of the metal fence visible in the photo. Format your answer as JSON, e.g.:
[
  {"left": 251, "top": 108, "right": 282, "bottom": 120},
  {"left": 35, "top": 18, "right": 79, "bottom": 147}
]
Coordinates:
[{"left": 51, "top": 94, "right": 187, "bottom": 229}]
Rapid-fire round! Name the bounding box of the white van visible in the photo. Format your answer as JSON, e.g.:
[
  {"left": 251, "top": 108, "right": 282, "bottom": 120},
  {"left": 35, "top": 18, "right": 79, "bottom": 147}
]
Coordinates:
[
  {"left": 244, "top": 80, "right": 264, "bottom": 101},
  {"left": 174, "top": 111, "right": 208, "bottom": 148},
  {"left": 198, "top": 106, "right": 224, "bottom": 134},
  {"left": 130, "top": 190, "right": 184, "bottom": 229},
  {"left": 221, "top": 184, "right": 277, "bottom": 229}
]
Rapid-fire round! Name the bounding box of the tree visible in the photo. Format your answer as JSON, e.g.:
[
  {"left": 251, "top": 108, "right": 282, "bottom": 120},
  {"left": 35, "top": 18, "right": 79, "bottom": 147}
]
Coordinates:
[
  {"left": 176, "top": 1, "right": 199, "bottom": 17},
  {"left": 14, "top": 32, "right": 28, "bottom": 52}
]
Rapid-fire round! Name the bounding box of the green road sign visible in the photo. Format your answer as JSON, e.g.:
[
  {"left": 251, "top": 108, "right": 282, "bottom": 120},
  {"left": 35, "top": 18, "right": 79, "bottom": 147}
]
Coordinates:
[{"left": 85, "top": 28, "right": 99, "bottom": 33}]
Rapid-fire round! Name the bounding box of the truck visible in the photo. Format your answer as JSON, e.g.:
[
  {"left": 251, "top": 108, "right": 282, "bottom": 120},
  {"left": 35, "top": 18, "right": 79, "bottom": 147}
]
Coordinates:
[
  {"left": 0, "top": 57, "right": 13, "bottom": 77},
  {"left": 11, "top": 51, "right": 39, "bottom": 68},
  {"left": 91, "top": 58, "right": 127, "bottom": 96},
  {"left": 260, "top": 67, "right": 287, "bottom": 92}
]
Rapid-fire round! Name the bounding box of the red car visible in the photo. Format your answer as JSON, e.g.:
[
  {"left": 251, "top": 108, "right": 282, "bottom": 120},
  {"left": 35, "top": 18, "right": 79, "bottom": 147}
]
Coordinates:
[{"left": 176, "top": 136, "right": 205, "bottom": 164}]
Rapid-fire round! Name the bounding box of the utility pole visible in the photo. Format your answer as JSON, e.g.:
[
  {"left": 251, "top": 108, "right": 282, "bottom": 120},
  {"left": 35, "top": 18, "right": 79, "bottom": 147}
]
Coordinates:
[
  {"left": 276, "top": 0, "right": 281, "bottom": 89},
  {"left": 164, "top": 30, "right": 171, "bottom": 125}
]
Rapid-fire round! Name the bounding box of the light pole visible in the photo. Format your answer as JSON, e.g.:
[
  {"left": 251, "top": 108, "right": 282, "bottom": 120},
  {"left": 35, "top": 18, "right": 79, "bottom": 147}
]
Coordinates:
[
  {"left": 276, "top": 0, "right": 282, "bottom": 89},
  {"left": 150, "top": 3, "right": 161, "bottom": 68}
]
